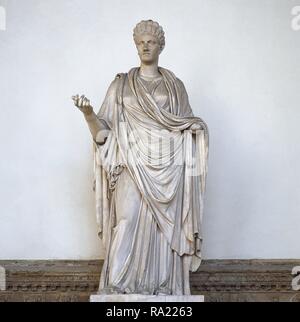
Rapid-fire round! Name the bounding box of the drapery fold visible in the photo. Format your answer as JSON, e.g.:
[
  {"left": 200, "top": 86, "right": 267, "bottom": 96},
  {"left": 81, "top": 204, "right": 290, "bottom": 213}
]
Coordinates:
[{"left": 94, "top": 67, "right": 209, "bottom": 289}]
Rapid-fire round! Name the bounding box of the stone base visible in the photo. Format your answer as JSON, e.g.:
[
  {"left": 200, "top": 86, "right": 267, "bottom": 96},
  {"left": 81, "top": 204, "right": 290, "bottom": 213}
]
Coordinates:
[
  {"left": 2, "top": 260, "right": 300, "bottom": 302},
  {"left": 90, "top": 294, "right": 204, "bottom": 302}
]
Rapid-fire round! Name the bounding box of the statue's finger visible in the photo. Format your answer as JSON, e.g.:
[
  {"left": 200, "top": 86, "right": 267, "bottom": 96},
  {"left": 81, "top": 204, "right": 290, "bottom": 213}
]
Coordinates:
[
  {"left": 75, "top": 95, "right": 81, "bottom": 105},
  {"left": 85, "top": 98, "right": 91, "bottom": 107}
]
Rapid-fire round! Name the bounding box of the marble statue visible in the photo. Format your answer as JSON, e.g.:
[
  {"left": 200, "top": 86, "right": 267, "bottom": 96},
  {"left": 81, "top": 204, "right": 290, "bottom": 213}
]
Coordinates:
[{"left": 72, "top": 20, "right": 209, "bottom": 296}]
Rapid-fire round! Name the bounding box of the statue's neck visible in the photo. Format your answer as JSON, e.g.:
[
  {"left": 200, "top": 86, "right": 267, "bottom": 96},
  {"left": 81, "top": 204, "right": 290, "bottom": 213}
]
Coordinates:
[{"left": 139, "top": 61, "right": 160, "bottom": 78}]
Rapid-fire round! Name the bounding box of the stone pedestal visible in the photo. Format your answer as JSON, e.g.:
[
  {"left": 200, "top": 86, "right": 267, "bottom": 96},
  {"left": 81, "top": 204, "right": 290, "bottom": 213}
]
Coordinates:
[{"left": 90, "top": 294, "right": 204, "bottom": 302}]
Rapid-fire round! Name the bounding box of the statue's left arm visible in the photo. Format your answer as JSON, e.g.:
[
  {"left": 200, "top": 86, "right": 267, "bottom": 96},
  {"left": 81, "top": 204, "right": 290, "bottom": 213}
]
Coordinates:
[{"left": 176, "top": 78, "right": 206, "bottom": 132}]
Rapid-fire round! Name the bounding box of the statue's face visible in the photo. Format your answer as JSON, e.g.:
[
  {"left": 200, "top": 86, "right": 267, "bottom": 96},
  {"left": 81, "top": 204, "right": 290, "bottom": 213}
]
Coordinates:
[{"left": 135, "top": 34, "right": 161, "bottom": 64}]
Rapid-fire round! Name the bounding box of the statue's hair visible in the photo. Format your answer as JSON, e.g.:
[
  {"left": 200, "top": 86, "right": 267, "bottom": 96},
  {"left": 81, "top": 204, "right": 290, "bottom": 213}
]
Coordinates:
[{"left": 133, "top": 20, "right": 165, "bottom": 52}]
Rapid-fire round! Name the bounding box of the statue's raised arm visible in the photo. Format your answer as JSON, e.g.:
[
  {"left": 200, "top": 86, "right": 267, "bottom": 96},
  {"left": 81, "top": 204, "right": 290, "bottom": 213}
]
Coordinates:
[{"left": 72, "top": 94, "right": 110, "bottom": 144}]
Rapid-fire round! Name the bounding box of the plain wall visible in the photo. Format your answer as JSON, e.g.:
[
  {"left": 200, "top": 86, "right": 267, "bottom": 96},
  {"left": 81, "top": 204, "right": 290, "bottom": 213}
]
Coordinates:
[{"left": 0, "top": 0, "right": 299, "bottom": 259}]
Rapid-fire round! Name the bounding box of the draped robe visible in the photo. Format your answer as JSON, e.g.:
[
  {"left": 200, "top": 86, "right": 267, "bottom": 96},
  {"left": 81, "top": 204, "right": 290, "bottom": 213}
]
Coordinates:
[{"left": 93, "top": 67, "right": 209, "bottom": 295}]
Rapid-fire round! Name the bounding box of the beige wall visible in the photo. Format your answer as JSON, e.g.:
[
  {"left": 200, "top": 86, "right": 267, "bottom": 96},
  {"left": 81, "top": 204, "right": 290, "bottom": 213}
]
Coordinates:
[{"left": 0, "top": 0, "right": 299, "bottom": 259}]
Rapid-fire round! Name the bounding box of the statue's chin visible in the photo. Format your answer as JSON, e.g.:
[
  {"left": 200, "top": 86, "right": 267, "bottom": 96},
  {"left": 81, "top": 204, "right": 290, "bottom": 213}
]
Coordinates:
[{"left": 140, "top": 57, "right": 158, "bottom": 65}]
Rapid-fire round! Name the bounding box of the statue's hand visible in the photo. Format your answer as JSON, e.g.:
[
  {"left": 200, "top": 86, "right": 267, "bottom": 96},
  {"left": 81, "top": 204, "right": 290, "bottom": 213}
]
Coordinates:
[
  {"left": 190, "top": 123, "right": 202, "bottom": 131},
  {"left": 72, "top": 94, "right": 93, "bottom": 115}
]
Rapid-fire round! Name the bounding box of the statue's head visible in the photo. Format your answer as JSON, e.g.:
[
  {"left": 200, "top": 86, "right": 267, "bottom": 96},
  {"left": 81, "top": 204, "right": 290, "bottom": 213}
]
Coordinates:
[{"left": 133, "top": 20, "right": 165, "bottom": 64}]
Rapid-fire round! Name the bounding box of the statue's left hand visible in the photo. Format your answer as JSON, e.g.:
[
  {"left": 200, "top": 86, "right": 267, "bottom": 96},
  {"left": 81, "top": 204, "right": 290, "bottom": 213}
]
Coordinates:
[{"left": 190, "top": 123, "right": 202, "bottom": 131}]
